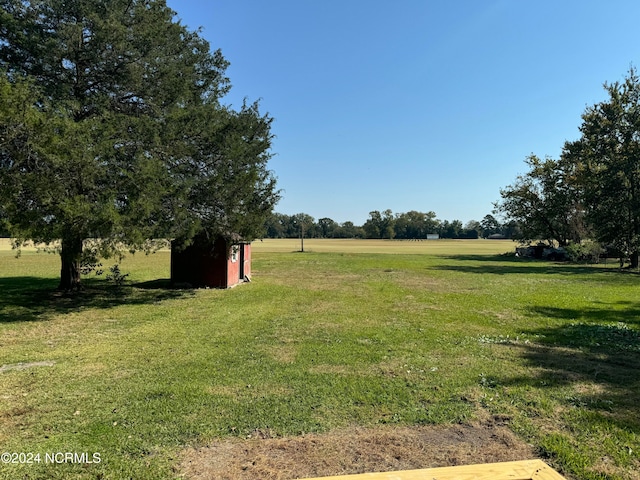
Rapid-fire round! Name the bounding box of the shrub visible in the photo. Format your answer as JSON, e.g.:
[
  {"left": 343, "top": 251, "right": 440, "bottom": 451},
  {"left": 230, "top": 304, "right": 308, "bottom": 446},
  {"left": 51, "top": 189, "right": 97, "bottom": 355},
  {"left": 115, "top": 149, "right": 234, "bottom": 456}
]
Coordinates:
[{"left": 565, "top": 241, "right": 604, "bottom": 263}]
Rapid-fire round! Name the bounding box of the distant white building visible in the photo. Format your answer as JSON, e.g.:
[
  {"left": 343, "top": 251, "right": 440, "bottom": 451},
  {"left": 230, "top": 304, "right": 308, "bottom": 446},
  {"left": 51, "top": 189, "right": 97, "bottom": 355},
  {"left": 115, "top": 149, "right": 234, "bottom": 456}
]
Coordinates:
[{"left": 426, "top": 234, "right": 440, "bottom": 240}]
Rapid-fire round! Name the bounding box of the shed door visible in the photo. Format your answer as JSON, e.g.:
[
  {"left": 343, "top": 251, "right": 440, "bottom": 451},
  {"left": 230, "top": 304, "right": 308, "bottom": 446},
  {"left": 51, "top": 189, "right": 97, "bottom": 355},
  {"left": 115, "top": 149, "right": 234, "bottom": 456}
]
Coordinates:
[{"left": 239, "top": 245, "right": 245, "bottom": 279}]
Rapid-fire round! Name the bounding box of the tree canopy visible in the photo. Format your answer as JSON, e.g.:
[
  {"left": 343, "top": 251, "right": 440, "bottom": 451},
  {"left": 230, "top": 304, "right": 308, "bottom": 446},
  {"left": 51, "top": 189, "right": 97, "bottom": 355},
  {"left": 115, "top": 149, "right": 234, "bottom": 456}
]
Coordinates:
[
  {"left": 497, "top": 67, "right": 640, "bottom": 266},
  {"left": 495, "top": 154, "right": 586, "bottom": 247},
  {"left": 0, "top": 0, "right": 279, "bottom": 289},
  {"left": 568, "top": 68, "right": 640, "bottom": 267}
]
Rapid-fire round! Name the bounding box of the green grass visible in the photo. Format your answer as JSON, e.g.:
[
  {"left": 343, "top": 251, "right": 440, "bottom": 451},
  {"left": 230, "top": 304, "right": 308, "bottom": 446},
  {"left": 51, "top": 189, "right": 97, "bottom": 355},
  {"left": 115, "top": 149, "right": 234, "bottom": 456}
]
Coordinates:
[{"left": 0, "top": 239, "right": 639, "bottom": 479}]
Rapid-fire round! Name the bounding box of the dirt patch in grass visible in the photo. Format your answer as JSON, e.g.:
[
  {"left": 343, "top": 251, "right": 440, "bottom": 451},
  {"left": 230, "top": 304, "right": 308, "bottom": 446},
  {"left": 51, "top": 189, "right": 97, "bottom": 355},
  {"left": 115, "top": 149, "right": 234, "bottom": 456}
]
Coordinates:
[
  {"left": 0, "top": 360, "right": 55, "bottom": 373},
  {"left": 261, "top": 343, "right": 299, "bottom": 364},
  {"left": 177, "top": 419, "right": 537, "bottom": 480},
  {"left": 207, "top": 384, "right": 294, "bottom": 399}
]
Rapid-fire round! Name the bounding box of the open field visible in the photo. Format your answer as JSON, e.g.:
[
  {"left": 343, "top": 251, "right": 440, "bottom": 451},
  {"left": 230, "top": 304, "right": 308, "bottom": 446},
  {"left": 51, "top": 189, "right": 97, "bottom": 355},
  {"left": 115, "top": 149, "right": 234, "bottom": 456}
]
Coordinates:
[
  {"left": 0, "top": 237, "right": 513, "bottom": 255},
  {"left": 0, "top": 239, "right": 639, "bottom": 479},
  {"left": 0, "top": 238, "right": 61, "bottom": 252},
  {"left": 251, "top": 238, "right": 516, "bottom": 255}
]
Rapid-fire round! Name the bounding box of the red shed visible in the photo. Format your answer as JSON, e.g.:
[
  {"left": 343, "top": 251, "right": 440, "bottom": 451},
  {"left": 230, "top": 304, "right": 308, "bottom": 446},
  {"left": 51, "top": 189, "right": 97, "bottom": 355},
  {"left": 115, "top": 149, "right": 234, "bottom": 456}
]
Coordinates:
[{"left": 170, "top": 234, "right": 251, "bottom": 289}]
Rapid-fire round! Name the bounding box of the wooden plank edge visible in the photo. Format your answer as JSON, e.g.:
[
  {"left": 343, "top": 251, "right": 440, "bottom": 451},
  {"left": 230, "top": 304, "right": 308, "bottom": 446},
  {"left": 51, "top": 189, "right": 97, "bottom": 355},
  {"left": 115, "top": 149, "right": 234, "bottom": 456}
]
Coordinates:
[{"left": 299, "top": 459, "right": 566, "bottom": 480}]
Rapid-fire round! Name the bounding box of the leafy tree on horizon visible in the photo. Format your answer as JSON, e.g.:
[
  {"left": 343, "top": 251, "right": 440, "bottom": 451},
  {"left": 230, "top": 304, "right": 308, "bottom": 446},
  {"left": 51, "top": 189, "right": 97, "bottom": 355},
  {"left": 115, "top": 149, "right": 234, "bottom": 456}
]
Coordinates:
[
  {"left": 394, "top": 210, "right": 439, "bottom": 239},
  {"left": 363, "top": 209, "right": 395, "bottom": 239},
  {"left": 439, "top": 219, "right": 462, "bottom": 239},
  {"left": 480, "top": 214, "right": 502, "bottom": 237},
  {"left": 459, "top": 220, "right": 480, "bottom": 239},
  {"left": 333, "top": 220, "right": 365, "bottom": 238},
  {"left": 318, "top": 217, "right": 339, "bottom": 238}
]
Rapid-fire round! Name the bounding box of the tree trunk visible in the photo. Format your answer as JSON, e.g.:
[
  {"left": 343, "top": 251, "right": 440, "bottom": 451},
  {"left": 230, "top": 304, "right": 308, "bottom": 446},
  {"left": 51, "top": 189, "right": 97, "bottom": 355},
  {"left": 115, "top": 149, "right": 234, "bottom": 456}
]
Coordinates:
[
  {"left": 631, "top": 251, "right": 639, "bottom": 269},
  {"left": 59, "top": 236, "right": 83, "bottom": 291}
]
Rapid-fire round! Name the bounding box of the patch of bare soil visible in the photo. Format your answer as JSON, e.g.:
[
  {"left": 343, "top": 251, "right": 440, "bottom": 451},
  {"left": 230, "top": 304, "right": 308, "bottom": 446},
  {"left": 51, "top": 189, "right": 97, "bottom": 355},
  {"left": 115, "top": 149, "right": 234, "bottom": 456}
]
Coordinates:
[
  {"left": 177, "top": 417, "right": 537, "bottom": 480},
  {"left": 0, "top": 361, "right": 55, "bottom": 373}
]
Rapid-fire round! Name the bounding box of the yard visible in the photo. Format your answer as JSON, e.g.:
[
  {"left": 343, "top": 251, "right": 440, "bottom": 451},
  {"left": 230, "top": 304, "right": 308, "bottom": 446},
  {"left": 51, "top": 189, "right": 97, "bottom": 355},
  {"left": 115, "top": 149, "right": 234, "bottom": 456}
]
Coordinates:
[{"left": 0, "top": 239, "right": 638, "bottom": 479}]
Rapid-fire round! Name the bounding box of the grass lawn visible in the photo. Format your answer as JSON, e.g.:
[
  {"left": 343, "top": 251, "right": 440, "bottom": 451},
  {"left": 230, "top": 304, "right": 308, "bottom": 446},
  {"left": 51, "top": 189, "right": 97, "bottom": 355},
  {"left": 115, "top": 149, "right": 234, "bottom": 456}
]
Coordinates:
[{"left": 0, "top": 239, "right": 639, "bottom": 479}]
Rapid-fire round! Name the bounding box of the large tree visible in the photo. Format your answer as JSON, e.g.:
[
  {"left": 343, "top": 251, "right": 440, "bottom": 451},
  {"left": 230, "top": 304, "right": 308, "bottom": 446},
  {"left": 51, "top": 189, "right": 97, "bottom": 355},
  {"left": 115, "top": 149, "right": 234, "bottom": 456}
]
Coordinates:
[
  {"left": 566, "top": 67, "right": 640, "bottom": 267},
  {"left": 0, "top": 0, "right": 277, "bottom": 289},
  {"left": 495, "top": 154, "right": 586, "bottom": 247},
  {"left": 167, "top": 100, "right": 279, "bottom": 249}
]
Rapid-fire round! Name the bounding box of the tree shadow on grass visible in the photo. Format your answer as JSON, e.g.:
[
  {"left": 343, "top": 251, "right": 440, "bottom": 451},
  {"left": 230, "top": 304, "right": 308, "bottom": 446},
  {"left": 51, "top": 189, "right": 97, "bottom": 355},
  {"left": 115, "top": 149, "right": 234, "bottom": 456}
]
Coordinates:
[
  {"left": 529, "top": 301, "right": 640, "bottom": 328},
  {"left": 0, "top": 276, "right": 195, "bottom": 323},
  {"left": 433, "top": 254, "right": 625, "bottom": 278},
  {"left": 495, "top": 313, "right": 640, "bottom": 433}
]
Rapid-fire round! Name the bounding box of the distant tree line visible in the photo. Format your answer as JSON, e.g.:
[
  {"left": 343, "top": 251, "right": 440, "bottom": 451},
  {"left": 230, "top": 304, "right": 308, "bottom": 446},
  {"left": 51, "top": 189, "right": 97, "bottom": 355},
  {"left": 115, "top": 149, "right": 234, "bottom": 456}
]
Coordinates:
[
  {"left": 264, "top": 210, "right": 519, "bottom": 240},
  {"left": 495, "top": 67, "right": 640, "bottom": 267}
]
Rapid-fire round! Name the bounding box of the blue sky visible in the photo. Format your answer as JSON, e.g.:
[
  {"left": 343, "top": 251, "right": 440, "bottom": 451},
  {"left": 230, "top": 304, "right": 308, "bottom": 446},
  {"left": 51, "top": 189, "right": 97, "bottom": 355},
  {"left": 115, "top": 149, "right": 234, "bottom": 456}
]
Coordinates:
[{"left": 166, "top": 0, "right": 640, "bottom": 226}]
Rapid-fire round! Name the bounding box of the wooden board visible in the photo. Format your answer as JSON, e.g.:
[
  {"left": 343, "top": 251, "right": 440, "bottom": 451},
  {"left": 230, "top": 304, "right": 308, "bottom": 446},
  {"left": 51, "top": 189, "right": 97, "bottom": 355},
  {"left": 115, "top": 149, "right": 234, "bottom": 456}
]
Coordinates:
[{"left": 301, "top": 459, "right": 565, "bottom": 480}]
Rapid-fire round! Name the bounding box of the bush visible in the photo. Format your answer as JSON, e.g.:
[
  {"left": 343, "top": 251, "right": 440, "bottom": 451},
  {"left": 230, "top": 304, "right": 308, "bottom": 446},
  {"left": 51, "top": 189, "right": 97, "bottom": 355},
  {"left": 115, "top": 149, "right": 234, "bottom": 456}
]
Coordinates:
[
  {"left": 106, "top": 264, "right": 129, "bottom": 286},
  {"left": 565, "top": 241, "right": 604, "bottom": 263}
]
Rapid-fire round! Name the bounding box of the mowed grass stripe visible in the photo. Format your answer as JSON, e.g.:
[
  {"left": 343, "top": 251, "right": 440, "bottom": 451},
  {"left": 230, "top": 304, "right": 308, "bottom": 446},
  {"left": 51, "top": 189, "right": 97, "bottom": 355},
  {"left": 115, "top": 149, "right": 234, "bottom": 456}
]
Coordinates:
[{"left": 0, "top": 240, "right": 638, "bottom": 479}]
